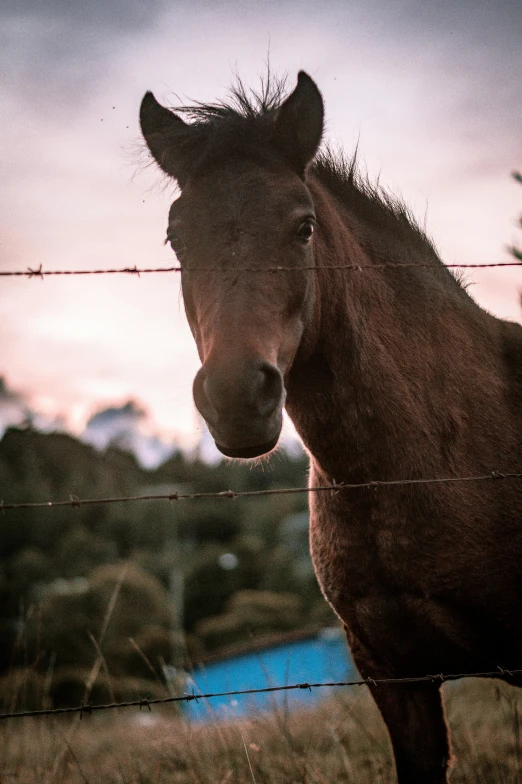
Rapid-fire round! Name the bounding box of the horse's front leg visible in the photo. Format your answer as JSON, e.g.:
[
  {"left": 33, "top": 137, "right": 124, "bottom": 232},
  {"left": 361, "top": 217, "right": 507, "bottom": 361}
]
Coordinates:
[
  {"left": 349, "top": 633, "right": 451, "bottom": 784},
  {"left": 369, "top": 681, "right": 450, "bottom": 784}
]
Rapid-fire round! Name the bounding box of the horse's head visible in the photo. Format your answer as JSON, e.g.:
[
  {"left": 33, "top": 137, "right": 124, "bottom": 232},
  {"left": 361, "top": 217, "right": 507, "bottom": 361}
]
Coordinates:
[{"left": 140, "top": 73, "right": 324, "bottom": 458}]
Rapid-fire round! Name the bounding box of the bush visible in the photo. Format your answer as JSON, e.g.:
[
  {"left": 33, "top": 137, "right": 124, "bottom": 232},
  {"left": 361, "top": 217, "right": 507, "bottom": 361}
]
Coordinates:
[
  {"left": 109, "top": 626, "right": 173, "bottom": 679},
  {"left": 49, "top": 667, "right": 167, "bottom": 708},
  {"left": 34, "top": 562, "right": 174, "bottom": 689},
  {"left": 194, "top": 590, "right": 304, "bottom": 652}
]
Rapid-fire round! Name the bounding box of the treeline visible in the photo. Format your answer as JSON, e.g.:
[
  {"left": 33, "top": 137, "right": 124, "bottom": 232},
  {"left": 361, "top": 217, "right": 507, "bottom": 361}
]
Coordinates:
[{"left": 0, "top": 427, "right": 335, "bottom": 707}]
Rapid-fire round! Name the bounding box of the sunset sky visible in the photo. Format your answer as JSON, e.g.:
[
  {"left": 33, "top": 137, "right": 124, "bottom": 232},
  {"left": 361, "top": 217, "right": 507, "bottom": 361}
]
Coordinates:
[{"left": 1, "top": 0, "right": 521, "bottom": 450}]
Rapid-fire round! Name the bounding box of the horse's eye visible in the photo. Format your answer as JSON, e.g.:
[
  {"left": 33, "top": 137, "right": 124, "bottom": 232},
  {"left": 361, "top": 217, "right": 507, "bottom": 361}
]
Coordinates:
[
  {"left": 166, "top": 230, "right": 186, "bottom": 260},
  {"left": 296, "top": 219, "right": 315, "bottom": 243}
]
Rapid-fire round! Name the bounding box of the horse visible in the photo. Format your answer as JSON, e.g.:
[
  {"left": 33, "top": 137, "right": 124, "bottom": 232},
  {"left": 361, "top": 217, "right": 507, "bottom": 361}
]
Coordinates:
[{"left": 140, "top": 72, "right": 522, "bottom": 782}]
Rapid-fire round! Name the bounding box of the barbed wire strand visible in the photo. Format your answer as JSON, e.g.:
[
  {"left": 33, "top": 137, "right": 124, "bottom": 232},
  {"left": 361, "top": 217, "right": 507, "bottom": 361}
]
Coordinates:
[
  {"left": 1, "top": 471, "right": 521, "bottom": 512},
  {"left": 1, "top": 667, "right": 521, "bottom": 721},
  {"left": 1, "top": 261, "right": 522, "bottom": 278}
]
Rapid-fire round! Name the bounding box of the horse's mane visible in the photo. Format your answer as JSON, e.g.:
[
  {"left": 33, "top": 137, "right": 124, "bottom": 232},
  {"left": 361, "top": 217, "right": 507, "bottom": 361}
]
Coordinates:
[
  {"left": 313, "top": 150, "right": 437, "bottom": 258},
  {"left": 174, "top": 76, "right": 465, "bottom": 290},
  {"left": 177, "top": 74, "right": 287, "bottom": 123}
]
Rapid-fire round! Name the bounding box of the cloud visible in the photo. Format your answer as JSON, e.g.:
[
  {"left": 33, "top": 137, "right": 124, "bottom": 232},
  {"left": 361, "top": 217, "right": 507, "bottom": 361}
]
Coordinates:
[
  {"left": 0, "top": 376, "right": 23, "bottom": 402},
  {"left": 387, "top": 1, "right": 522, "bottom": 164},
  {"left": 1, "top": 0, "right": 166, "bottom": 110},
  {"left": 85, "top": 400, "right": 147, "bottom": 430},
  {"left": 82, "top": 400, "right": 176, "bottom": 468},
  {"left": 2, "top": 0, "right": 163, "bottom": 29},
  {"left": 0, "top": 376, "right": 66, "bottom": 436},
  {"left": 0, "top": 376, "right": 30, "bottom": 433}
]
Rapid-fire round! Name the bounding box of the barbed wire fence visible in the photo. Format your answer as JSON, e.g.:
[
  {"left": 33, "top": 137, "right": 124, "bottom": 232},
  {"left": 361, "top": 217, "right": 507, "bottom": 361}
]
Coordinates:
[
  {"left": 2, "top": 471, "right": 522, "bottom": 512},
  {"left": 2, "top": 471, "right": 522, "bottom": 724},
  {"left": 1, "top": 260, "right": 522, "bottom": 277},
  {"left": 2, "top": 252, "right": 522, "bottom": 724},
  {"left": 2, "top": 667, "right": 522, "bottom": 722}
]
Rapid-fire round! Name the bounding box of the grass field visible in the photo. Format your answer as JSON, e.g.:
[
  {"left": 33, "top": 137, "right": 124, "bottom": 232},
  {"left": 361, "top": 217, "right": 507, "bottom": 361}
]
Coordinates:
[{"left": 2, "top": 679, "right": 521, "bottom": 783}]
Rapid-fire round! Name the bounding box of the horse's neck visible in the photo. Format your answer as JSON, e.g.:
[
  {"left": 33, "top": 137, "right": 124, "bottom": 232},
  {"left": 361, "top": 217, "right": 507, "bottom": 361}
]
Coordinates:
[
  {"left": 287, "top": 184, "right": 490, "bottom": 483},
  {"left": 287, "top": 278, "right": 425, "bottom": 482}
]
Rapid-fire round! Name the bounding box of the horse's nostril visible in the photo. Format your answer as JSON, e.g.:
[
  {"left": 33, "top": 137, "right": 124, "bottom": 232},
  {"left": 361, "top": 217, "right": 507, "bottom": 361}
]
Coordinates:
[
  {"left": 193, "top": 366, "right": 214, "bottom": 422},
  {"left": 256, "top": 362, "right": 284, "bottom": 417}
]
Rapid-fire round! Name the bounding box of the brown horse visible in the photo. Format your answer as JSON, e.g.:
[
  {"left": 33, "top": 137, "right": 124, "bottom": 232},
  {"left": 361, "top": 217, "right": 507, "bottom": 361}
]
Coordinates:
[{"left": 140, "top": 72, "right": 522, "bottom": 782}]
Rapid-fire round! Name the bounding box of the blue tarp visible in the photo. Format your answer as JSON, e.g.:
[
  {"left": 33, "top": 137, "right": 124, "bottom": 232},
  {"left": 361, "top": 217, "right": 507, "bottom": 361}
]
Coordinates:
[{"left": 181, "top": 627, "right": 356, "bottom": 721}]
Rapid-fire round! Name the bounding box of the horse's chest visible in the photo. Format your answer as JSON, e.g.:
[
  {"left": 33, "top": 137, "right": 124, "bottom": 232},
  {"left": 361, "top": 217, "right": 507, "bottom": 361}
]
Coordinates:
[{"left": 309, "top": 489, "right": 420, "bottom": 616}]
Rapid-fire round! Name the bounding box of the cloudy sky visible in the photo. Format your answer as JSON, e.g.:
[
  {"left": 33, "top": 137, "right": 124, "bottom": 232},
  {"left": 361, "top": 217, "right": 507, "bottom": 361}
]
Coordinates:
[{"left": 1, "top": 0, "right": 521, "bottom": 449}]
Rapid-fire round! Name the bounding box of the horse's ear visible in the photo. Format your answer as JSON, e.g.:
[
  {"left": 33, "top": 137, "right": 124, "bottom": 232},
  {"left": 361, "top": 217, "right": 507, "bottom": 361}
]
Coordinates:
[
  {"left": 140, "top": 92, "right": 201, "bottom": 186},
  {"left": 271, "top": 72, "right": 324, "bottom": 178}
]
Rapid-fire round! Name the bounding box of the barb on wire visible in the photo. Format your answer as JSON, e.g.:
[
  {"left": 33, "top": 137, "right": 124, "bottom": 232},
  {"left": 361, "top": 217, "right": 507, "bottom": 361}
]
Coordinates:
[
  {"left": 1, "top": 667, "right": 521, "bottom": 721},
  {"left": 1, "top": 471, "right": 521, "bottom": 512},
  {"left": 1, "top": 261, "right": 522, "bottom": 277},
  {"left": 26, "top": 264, "right": 45, "bottom": 279}
]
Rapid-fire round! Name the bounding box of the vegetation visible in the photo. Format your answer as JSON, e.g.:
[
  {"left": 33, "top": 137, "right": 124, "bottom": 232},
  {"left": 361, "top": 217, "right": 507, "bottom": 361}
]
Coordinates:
[
  {"left": 1, "top": 679, "right": 521, "bottom": 782},
  {"left": 0, "top": 425, "right": 336, "bottom": 706}
]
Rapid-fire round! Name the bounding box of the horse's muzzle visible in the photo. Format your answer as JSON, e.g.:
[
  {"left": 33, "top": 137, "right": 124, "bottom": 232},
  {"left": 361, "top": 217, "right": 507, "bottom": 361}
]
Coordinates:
[{"left": 193, "top": 359, "right": 285, "bottom": 458}]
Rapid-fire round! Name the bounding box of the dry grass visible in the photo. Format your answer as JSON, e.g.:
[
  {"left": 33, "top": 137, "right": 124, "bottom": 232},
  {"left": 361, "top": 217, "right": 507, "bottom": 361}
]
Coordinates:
[{"left": 1, "top": 679, "right": 521, "bottom": 783}]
